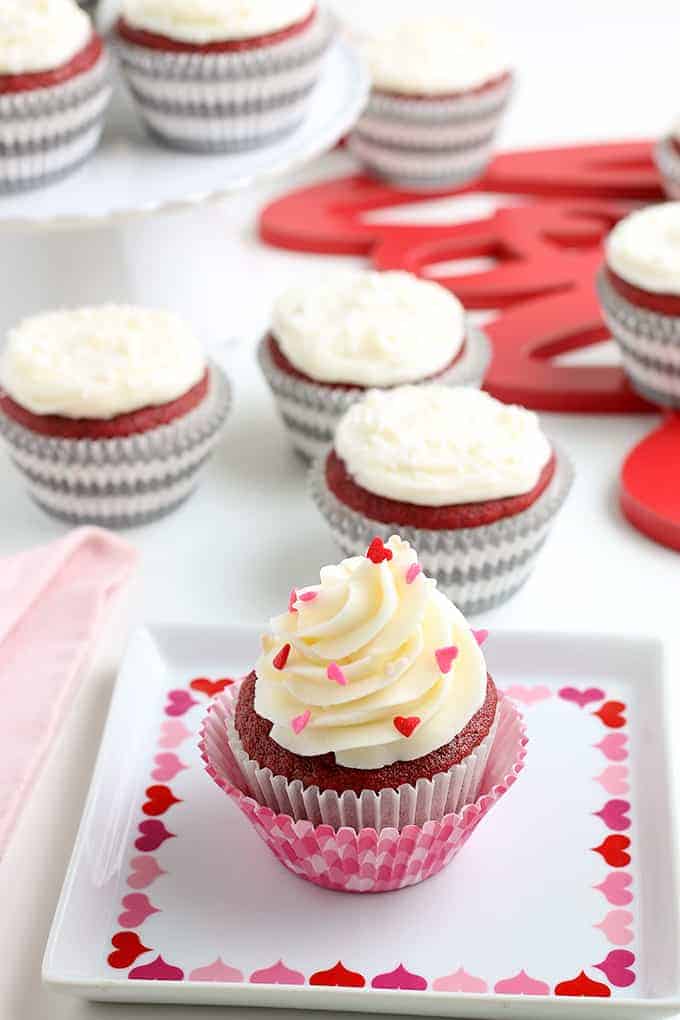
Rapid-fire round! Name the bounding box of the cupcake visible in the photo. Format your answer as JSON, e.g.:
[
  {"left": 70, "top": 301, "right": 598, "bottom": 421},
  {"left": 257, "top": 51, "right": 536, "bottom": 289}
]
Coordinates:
[
  {"left": 310, "top": 386, "right": 573, "bottom": 614},
  {"left": 0, "top": 305, "right": 231, "bottom": 526},
  {"left": 258, "top": 269, "right": 491, "bottom": 460},
  {"left": 597, "top": 203, "right": 680, "bottom": 409},
  {"left": 200, "top": 535, "right": 527, "bottom": 893},
  {"left": 655, "top": 121, "right": 680, "bottom": 198},
  {"left": 0, "top": 0, "right": 112, "bottom": 192},
  {"left": 115, "top": 0, "right": 334, "bottom": 152},
  {"left": 348, "top": 16, "right": 513, "bottom": 189}
]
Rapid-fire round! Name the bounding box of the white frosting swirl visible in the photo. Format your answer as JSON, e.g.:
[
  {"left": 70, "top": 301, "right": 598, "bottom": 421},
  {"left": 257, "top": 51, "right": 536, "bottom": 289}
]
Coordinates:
[
  {"left": 255, "top": 536, "right": 487, "bottom": 769},
  {"left": 121, "top": 0, "right": 315, "bottom": 43},
  {"left": 365, "top": 16, "right": 508, "bottom": 96},
  {"left": 0, "top": 0, "right": 92, "bottom": 75},
  {"left": 272, "top": 270, "right": 464, "bottom": 386},
  {"left": 0, "top": 305, "right": 206, "bottom": 419},
  {"left": 335, "top": 386, "right": 552, "bottom": 506},
  {"left": 606, "top": 202, "right": 680, "bottom": 295}
]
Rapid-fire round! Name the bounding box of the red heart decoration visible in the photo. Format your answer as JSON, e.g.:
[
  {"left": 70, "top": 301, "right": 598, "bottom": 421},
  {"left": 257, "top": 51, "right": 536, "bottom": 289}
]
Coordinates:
[
  {"left": 366, "top": 537, "right": 393, "bottom": 564},
  {"left": 272, "top": 644, "right": 291, "bottom": 671},
  {"left": 309, "top": 961, "right": 366, "bottom": 988},
  {"left": 142, "top": 785, "right": 181, "bottom": 817},
  {"left": 190, "top": 676, "right": 235, "bottom": 697},
  {"left": 620, "top": 414, "right": 680, "bottom": 552},
  {"left": 107, "top": 931, "right": 152, "bottom": 969},
  {"left": 393, "top": 716, "right": 421, "bottom": 738},
  {"left": 555, "top": 971, "right": 611, "bottom": 997},
  {"left": 594, "top": 701, "right": 627, "bottom": 729},
  {"left": 592, "top": 834, "right": 631, "bottom": 868}
]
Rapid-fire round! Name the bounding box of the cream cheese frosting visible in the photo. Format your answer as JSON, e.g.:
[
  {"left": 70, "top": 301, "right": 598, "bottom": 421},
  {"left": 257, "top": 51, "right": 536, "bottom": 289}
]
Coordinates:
[
  {"left": 255, "top": 536, "right": 487, "bottom": 769},
  {"left": 335, "top": 385, "right": 552, "bottom": 506},
  {"left": 0, "top": 305, "right": 206, "bottom": 419},
  {"left": 365, "top": 16, "right": 508, "bottom": 96},
  {"left": 606, "top": 202, "right": 680, "bottom": 295},
  {"left": 0, "top": 0, "right": 92, "bottom": 75},
  {"left": 121, "top": 0, "right": 315, "bottom": 43},
  {"left": 272, "top": 270, "right": 465, "bottom": 387}
]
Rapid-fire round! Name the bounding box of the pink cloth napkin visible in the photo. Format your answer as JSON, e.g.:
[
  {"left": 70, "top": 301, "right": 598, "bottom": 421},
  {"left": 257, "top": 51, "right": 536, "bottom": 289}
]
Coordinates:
[{"left": 0, "top": 527, "right": 138, "bottom": 858}]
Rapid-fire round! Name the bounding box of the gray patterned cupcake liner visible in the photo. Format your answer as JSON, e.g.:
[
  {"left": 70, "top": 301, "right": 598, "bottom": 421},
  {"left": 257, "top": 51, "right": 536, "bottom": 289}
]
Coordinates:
[
  {"left": 309, "top": 443, "right": 573, "bottom": 615},
  {"left": 0, "top": 361, "right": 231, "bottom": 527},
  {"left": 597, "top": 267, "right": 680, "bottom": 408},
  {"left": 116, "top": 8, "right": 334, "bottom": 152},
  {"left": 0, "top": 46, "right": 112, "bottom": 192},
  {"left": 654, "top": 137, "right": 680, "bottom": 200},
  {"left": 347, "top": 74, "right": 513, "bottom": 189},
  {"left": 258, "top": 326, "right": 492, "bottom": 461}
]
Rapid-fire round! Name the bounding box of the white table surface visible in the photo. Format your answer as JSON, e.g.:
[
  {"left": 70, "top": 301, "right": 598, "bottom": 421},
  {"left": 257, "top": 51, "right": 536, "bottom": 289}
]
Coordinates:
[{"left": 1, "top": 2, "right": 679, "bottom": 1018}]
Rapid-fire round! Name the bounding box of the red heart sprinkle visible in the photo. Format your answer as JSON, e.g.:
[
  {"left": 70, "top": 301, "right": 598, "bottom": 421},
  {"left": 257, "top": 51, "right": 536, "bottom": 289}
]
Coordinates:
[
  {"left": 310, "top": 961, "right": 366, "bottom": 988},
  {"left": 272, "top": 644, "right": 291, "bottom": 670},
  {"left": 366, "top": 537, "right": 393, "bottom": 564},
  {"left": 107, "top": 931, "right": 152, "bottom": 969},
  {"left": 594, "top": 701, "right": 627, "bottom": 729},
  {"left": 554, "top": 971, "right": 611, "bottom": 997},
  {"left": 394, "top": 716, "right": 420, "bottom": 738},
  {"left": 142, "top": 785, "right": 181, "bottom": 817},
  {"left": 592, "top": 834, "right": 631, "bottom": 868},
  {"left": 190, "top": 677, "right": 234, "bottom": 697}
]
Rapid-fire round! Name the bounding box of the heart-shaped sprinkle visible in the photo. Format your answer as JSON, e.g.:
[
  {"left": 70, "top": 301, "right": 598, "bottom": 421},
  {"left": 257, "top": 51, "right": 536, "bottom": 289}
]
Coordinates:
[
  {"left": 371, "top": 964, "right": 427, "bottom": 991},
  {"left": 594, "top": 872, "right": 633, "bottom": 906},
  {"left": 135, "top": 820, "right": 175, "bottom": 853},
  {"left": 594, "top": 701, "right": 627, "bottom": 728},
  {"left": 142, "top": 784, "right": 181, "bottom": 817},
  {"left": 592, "top": 834, "right": 631, "bottom": 868},
  {"left": 118, "top": 893, "right": 160, "bottom": 929},
  {"left": 107, "top": 932, "right": 151, "bottom": 970},
  {"left": 190, "top": 677, "right": 234, "bottom": 697},
  {"left": 249, "top": 961, "right": 305, "bottom": 986},
  {"left": 151, "top": 753, "right": 187, "bottom": 783},
  {"left": 291, "top": 710, "right": 311, "bottom": 735},
  {"left": 164, "top": 689, "right": 197, "bottom": 717},
  {"left": 273, "top": 644, "right": 291, "bottom": 671},
  {"left": 405, "top": 563, "right": 421, "bottom": 584},
  {"left": 435, "top": 646, "right": 458, "bottom": 674},
  {"left": 554, "top": 971, "right": 611, "bottom": 997},
  {"left": 503, "top": 684, "right": 552, "bottom": 705},
  {"left": 594, "top": 798, "right": 631, "bottom": 832},
  {"left": 595, "top": 765, "right": 629, "bottom": 796},
  {"left": 594, "top": 950, "right": 636, "bottom": 988},
  {"left": 127, "top": 856, "right": 165, "bottom": 890},
  {"left": 394, "top": 715, "right": 420, "bottom": 738},
  {"left": 128, "top": 955, "right": 184, "bottom": 981},
  {"left": 432, "top": 968, "right": 488, "bottom": 993},
  {"left": 595, "top": 732, "right": 628, "bottom": 761},
  {"left": 493, "top": 970, "right": 550, "bottom": 995},
  {"left": 366, "top": 537, "right": 392, "bottom": 564},
  {"left": 327, "top": 662, "right": 347, "bottom": 686},
  {"left": 158, "top": 720, "right": 191, "bottom": 750},
  {"left": 559, "top": 686, "right": 605, "bottom": 708},
  {"left": 288, "top": 589, "right": 298, "bottom": 613},
  {"left": 190, "top": 958, "right": 244, "bottom": 983},
  {"left": 299, "top": 590, "right": 317, "bottom": 602},
  {"left": 595, "top": 909, "right": 634, "bottom": 946},
  {"left": 309, "top": 961, "right": 366, "bottom": 988},
  {"left": 473, "top": 629, "right": 489, "bottom": 646}
]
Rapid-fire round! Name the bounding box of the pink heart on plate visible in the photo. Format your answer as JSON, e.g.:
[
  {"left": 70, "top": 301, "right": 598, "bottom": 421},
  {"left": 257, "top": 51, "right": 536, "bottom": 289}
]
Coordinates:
[
  {"left": 127, "top": 856, "right": 165, "bottom": 890},
  {"left": 559, "top": 686, "right": 605, "bottom": 708},
  {"left": 595, "top": 733, "right": 628, "bottom": 762},
  {"left": 594, "top": 799, "right": 631, "bottom": 831},
  {"left": 128, "top": 955, "right": 184, "bottom": 981},
  {"left": 158, "top": 720, "right": 191, "bottom": 750},
  {"left": 134, "top": 820, "right": 175, "bottom": 853},
  {"left": 118, "top": 893, "right": 159, "bottom": 928},
  {"left": 164, "top": 689, "right": 198, "bottom": 717},
  {"left": 594, "top": 765, "right": 629, "bottom": 796},
  {"left": 189, "top": 958, "right": 244, "bottom": 982},
  {"left": 594, "top": 872, "right": 633, "bottom": 906},
  {"left": 151, "top": 752, "right": 188, "bottom": 783},
  {"left": 503, "top": 685, "right": 552, "bottom": 706},
  {"left": 371, "top": 964, "right": 427, "bottom": 990},
  {"left": 432, "top": 968, "right": 488, "bottom": 993},
  {"left": 594, "top": 950, "right": 636, "bottom": 988},
  {"left": 249, "top": 960, "right": 305, "bottom": 985},
  {"left": 595, "top": 909, "right": 634, "bottom": 946},
  {"left": 494, "top": 970, "right": 550, "bottom": 995}
]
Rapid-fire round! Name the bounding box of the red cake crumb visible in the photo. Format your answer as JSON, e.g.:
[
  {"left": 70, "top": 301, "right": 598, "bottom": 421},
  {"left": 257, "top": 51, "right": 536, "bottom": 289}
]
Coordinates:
[
  {"left": 234, "top": 671, "right": 498, "bottom": 794},
  {"left": 266, "top": 333, "right": 466, "bottom": 390},
  {"left": 325, "top": 448, "right": 556, "bottom": 530},
  {"left": 0, "top": 369, "right": 209, "bottom": 440},
  {"left": 606, "top": 267, "right": 680, "bottom": 317},
  {"left": 376, "top": 70, "right": 512, "bottom": 103},
  {"left": 0, "top": 35, "right": 103, "bottom": 95},
  {"left": 116, "top": 8, "right": 316, "bottom": 54}
]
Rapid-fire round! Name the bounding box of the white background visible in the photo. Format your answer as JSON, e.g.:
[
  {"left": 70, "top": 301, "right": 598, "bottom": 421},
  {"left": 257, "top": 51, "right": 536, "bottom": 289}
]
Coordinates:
[{"left": 1, "top": 2, "right": 680, "bottom": 1018}]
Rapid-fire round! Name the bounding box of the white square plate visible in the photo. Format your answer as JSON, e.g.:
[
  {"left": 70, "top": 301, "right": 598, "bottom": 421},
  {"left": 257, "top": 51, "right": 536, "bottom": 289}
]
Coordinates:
[{"left": 43, "top": 624, "right": 680, "bottom": 1018}]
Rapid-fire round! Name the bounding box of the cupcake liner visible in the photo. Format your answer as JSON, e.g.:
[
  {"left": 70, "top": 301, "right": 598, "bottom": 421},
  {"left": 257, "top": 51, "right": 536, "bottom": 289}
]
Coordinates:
[
  {"left": 597, "top": 267, "right": 680, "bottom": 409},
  {"left": 0, "top": 361, "right": 231, "bottom": 527},
  {"left": 116, "top": 8, "right": 334, "bottom": 152},
  {"left": 654, "top": 137, "right": 680, "bottom": 200},
  {"left": 200, "top": 683, "right": 526, "bottom": 893},
  {"left": 257, "top": 326, "right": 491, "bottom": 462},
  {"left": 0, "top": 48, "right": 112, "bottom": 192},
  {"left": 347, "top": 75, "right": 513, "bottom": 189},
  {"left": 309, "top": 443, "right": 574, "bottom": 615}
]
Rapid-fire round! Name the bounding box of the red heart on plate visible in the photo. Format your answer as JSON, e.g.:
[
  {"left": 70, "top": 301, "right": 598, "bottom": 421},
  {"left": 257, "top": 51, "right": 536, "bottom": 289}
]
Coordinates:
[
  {"left": 190, "top": 677, "right": 235, "bottom": 697},
  {"left": 393, "top": 716, "right": 420, "bottom": 738},
  {"left": 107, "top": 932, "right": 152, "bottom": 969},
  {"left": 142, "top": 785, "right": 181, "bottom": 817},
  {"left": 594, "top": 701, "right": 626, "bottom": 728},
  {"left": 592, "top": 834, "right": 631, "bottom": 868},
  {"left": 620, "top": 414, "right": 680, "bottom": 552},
  {"left": 309, "top": 962, "right": 366, "bottom": 988},
  {"left": 555, "top": 971, "right": 611, "bottom": 997}
]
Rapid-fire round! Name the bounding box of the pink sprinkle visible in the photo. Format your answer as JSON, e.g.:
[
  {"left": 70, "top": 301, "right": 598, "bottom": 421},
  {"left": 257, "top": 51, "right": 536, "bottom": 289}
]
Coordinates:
[
  {"left": 299, "top": 590, "right": 318, "bottom": 603},
  {"left": 291, "top": 710, "right": 311, "bottom": 735},
  {"left": 435, "top": 646, "right": 459, "bottom": 674},
  {"left": 327, "top": 662, "right": 347, "bottom": 686},
  {"left": 473, "top": 629, "right": 489, "bottom": 646},
  {"left": 406, "top": 563, "right": 422, "bottom": 585},
  {"left": 288, "top": 589, "right": 297, "bottom": 613}
]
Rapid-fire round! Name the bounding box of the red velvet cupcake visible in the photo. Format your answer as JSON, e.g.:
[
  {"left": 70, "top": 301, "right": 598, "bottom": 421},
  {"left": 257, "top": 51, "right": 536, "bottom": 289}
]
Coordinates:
[
  {"left": 116, "top": 0, "right": 333, "bottom": 152},
  {"left": 0, "top": 0, "right": 111, "bottom": 191},
  {"left": 200, "top": 535, "right": 528, "bottom": 892},
  {"left": 309, "top": 385, "right": 573, "bottom": 614}
]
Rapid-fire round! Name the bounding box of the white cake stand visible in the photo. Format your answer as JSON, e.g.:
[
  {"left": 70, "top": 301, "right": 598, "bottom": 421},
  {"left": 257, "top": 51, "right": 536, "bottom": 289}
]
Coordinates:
[{"left": 0, "top": 37, "right": 368, "bottom": 337}]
